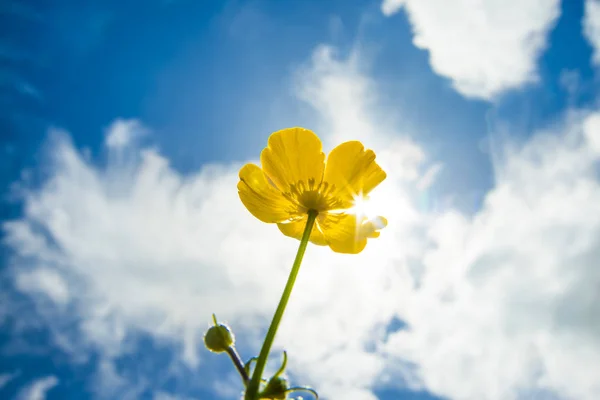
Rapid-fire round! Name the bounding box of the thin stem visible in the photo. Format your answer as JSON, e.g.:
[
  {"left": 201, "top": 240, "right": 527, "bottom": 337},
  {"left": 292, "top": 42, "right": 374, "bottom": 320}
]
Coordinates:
[
  {"left": 245, "top": 210, "right": 318, "bottom": 400},
  {"left": 226, "top": 346, "right": 250, "bottom": 385}
]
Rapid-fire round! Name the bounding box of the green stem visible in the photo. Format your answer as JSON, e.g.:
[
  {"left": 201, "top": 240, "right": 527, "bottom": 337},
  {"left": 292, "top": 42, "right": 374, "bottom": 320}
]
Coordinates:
[
  {"left": 226, "top": 346, "right": 250, "bottom": 385},
  {"left": 245, "top": 210, "right": 318, "bottom": 400}
]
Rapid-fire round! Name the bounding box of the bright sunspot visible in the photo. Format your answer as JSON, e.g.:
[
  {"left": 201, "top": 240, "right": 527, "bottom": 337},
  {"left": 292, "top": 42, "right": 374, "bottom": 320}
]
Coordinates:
[{"left": 351, "top": 193, "right": 378, "bottom": 220}]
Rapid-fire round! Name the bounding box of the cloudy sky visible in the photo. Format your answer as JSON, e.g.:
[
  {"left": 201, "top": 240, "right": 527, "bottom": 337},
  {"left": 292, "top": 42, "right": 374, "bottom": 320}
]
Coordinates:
[{"left": 1, "top": 0, "right": 600, "bottom": 399}]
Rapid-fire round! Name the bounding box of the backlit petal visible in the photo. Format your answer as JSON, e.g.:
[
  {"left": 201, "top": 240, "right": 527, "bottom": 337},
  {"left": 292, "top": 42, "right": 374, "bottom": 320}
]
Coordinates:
[
  {"left": 323, "top": 141, "right": 386, "bottom": 208},
  {"left": 260, "top": 127, "right": 325, "bottom": 192},
  {"left": 360, "top": 216, "right": 388, "bottom": 238},
  {"left": 277, "top": 217, "right": 328, "bottom": 246},
  {"left": 318, "top": 213, "right": 387, "bottom": 254},
  {"left": 238, "top": 164, "right": 294, "bottom": 223}
]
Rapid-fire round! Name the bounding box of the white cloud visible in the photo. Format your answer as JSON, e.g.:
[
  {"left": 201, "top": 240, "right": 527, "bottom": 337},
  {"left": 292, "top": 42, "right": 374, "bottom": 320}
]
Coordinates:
[
  {"left": 16, "top": 267, "right": 70, "bottom": 305},
  {"left": 104, "top": 119, "right": 146, "bottom": 149},
  {"left": 4, "top": 43, "right": 600, "bottom": 400},
  {"left": 583, "top": 113, "right": 600, "bottom": 153},
  {"left": 584, "top": 0, "right": 600, "bottom": 66},
  {"left": 380, "top": 0, "right": 561, "bottom": 99},
  {"left": 4, "top": 125, "right": 292, "bottom": 367},
  {"left": 295, "top": 46, "right": 379, "bottom": 146},
  {"left": 383, "top": 110, "right": 600, "bottom": 400},
  {"left": 17, "top": 376, "right": 58, "bottom": 400}
]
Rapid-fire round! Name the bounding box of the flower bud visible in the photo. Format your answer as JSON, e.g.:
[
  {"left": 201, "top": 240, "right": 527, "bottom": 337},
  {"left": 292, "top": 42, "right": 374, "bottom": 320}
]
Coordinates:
[
  {"left": 204, "top": 318, "right": 234, "bottom": 353},
  {"left": 260, "top": 376, "right": 289, "bottom": 400}
]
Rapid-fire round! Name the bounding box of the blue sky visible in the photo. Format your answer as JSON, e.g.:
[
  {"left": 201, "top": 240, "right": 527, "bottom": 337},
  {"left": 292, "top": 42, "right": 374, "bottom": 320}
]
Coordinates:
[{"left": 2, "top": 0, "right": 600, "bottom": 399}]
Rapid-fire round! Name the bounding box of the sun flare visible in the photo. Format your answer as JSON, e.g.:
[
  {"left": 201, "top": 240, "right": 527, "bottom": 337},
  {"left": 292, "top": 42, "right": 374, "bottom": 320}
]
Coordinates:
[{"left": 350, "top": 192, "right": 377, "bottom": 220}]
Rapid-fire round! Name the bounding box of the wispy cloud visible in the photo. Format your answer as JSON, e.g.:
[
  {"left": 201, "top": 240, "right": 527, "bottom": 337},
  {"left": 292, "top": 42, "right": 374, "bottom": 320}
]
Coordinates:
[
  {"left": 584, "top": 0, "right": 600, "bottom": 66},
  {"left": 16, "top": 376, "right": 58, "bottom": 400},
  {"left": 0, "top": 371, "right": 19, "bottom": 389},
  {"left": 380, "top": 0, "right": 561, "bottom": 100},
  {"left": 104, "top": 119, "right": 148, "bottom": 150}
]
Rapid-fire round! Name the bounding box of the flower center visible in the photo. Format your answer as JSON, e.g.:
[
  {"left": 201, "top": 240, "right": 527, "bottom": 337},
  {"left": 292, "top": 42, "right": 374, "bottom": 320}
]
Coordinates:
[{"left": 283, "top": 178, "right": 343, "bottom": 213}]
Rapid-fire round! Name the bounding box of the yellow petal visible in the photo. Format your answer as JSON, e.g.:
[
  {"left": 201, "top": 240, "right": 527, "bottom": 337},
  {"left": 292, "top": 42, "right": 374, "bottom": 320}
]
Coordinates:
[
  {"left": 238, "top": 164, "right": 294, "bottom": 223},
  {"left": 360, "top": 216, "right": 388, "bottom": 238},
  {"left": 318, "top": 213, "right": 387, "bottom": 254},
  {"left": 323, "top": 141, "right": 386, "bottom": 208},
  {"left": 277, "top": 217, "right": 328, "bottom": 246},
  {"left": 260, "top": 127, "right": 325, "bottom": 192}
]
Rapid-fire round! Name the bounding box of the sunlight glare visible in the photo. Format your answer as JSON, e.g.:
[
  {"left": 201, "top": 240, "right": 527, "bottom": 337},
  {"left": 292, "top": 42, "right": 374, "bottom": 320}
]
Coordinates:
[{"left": 350, "top": 192, "right": 378, "bottom": 220}]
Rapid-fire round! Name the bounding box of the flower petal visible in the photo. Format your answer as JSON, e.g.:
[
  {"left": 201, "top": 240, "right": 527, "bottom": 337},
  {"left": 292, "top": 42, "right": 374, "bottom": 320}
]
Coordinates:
[
  {"left": 277, "top": 217, "right": 328, "bottom": 246},
  {"left": 323, "top": 141, "right": 386, "bottom": 208},
  {"left": 318, "top": 213, "right": 387, "bottom": 254},
  {"left": 260, "top": 127, "right": 325, "bottom": 192},
  {"left": 238, "top": 164, "right": 294, "bottom": 223},
  {"left": 360, "top": 216, "right": 388, "bottom": 238}
]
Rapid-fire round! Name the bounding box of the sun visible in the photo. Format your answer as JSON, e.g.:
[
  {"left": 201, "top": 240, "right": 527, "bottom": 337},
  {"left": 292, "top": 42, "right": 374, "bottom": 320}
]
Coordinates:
[
  {"left": 350, "top": 192, "right": 378, "bottom": 220},
  {"left": 348, "top": 189, "right": 390, "bottom": 237}
]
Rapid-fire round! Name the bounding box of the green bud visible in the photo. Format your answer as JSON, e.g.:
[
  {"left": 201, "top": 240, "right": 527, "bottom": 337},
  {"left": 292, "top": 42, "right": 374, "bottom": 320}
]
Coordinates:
[
  {"left": 204, "top": 315, "right": 234, "bottom": 353},
  {"left": 260, "top": 376, "right": 289, "bottom": 400}
]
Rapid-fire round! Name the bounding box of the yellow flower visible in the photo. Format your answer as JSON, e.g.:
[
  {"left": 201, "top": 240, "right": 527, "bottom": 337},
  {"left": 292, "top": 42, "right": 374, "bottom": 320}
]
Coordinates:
[{"left": 238, "top": 127, "right": 387, "bottom": 254}]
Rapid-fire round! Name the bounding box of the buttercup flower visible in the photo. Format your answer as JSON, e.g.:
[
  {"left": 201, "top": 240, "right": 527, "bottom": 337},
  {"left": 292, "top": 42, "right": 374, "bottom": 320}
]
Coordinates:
[{"left": 238, "top": 127, "right": 387, "bottom": 254}]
